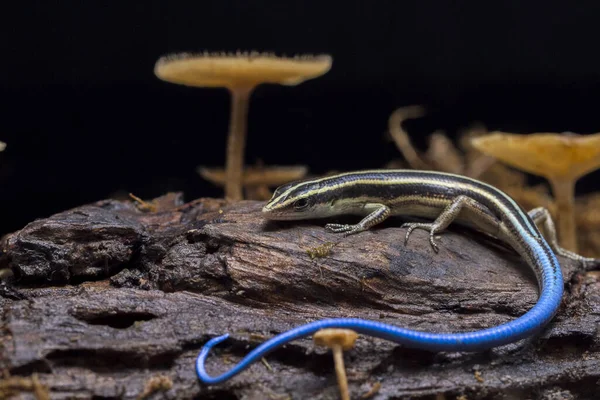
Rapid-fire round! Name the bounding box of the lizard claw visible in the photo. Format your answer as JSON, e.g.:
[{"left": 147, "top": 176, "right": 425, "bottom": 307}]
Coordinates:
[
  {"left": 325, "top": 223, "right": 353, "bottom": 233},
  {"left": 402, "top": 222, "right": 440, "bottom": 252},
  {"left": 429, "top": 235, "right": 439, "bottom": 253},
  {"left": 325, "top": 223, "right": 366, "bottom": 236}
]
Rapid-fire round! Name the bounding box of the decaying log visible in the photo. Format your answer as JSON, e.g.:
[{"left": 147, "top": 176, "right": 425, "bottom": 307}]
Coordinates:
[{"left": 1, "top": 193, "right": 599, "bottom": 399}]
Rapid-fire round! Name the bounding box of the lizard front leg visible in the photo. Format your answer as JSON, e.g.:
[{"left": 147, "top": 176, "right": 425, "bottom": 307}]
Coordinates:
[{"left": 325, "top": 203, "right": 391, "bottom": 236}]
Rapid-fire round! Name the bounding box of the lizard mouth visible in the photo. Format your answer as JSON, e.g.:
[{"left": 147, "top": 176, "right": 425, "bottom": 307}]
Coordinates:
[
  {"left": 261, "top": 206, "right": 304, "bottom": 221},
  {"left": 261, "top": 205, "right": 280, "bottom": 219}
]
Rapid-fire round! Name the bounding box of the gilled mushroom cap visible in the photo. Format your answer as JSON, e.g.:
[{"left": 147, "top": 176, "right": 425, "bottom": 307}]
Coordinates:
[
  {"left": 313, "top": 329, "right": 359, "bottom": 351},
  {"left": 154, "top": 51, "right": 332, "bottom": 89},
  {"left": 471, "top": 132, "right": 600, "bottom": 179},
  {"left": 197, "top": 165, "right": 308, "bottom": 186}
]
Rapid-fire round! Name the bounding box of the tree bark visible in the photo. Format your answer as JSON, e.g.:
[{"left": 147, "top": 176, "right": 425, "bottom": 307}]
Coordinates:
[{"left": 1, "top": 194, "right": 599, "bottom": 400}]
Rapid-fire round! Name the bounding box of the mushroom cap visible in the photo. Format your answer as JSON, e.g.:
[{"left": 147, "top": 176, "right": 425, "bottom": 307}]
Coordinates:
[
  {"left": 471, "top": 132, "right": 600, "bottom": 179},
  {"left": 313, "top": 329, "right": 359, "bottom": 350},
  {"left": 197, "top": 165, "right": 308, "bottom": 186},
  {"left": 154, "top": 51, "right": 332, "bottom": 89}
]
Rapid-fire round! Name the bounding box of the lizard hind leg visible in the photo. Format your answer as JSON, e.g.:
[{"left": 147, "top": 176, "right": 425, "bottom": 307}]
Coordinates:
[
  {"left": 402, "top": 195, "right": 485, "bottom": 253},
  {"left": 528, "top": 207, "right": 596, "bottom": 265}
]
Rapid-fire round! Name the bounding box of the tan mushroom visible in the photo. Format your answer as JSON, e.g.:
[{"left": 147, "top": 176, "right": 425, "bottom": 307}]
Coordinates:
[
  {"left": 387, "top": 106, "right": 429, "bottom": 170},
  {"left": 313, "top": 328, "right": 359, "bottom": 400},
  {"left": 471, "top": 132, "right": 600, "bottom": 251},
  {"left": 197, "top": 163, "right": 308, "bottom": 200},
  {"left": 387, "top": 107, "right": 495, "bottom": 178},
  {"left": 155, "top": 51, "right": 332, "bottom": 200}
]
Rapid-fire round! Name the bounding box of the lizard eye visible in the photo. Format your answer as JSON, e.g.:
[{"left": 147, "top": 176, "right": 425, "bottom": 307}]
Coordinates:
[{"left": 293, "top": 198, "right": 310, "bottom": 210}]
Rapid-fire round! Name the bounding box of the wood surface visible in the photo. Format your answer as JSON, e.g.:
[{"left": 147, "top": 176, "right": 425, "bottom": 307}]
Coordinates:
[{"left": 1, "top": 194, "right": 599, "bottom": 399}]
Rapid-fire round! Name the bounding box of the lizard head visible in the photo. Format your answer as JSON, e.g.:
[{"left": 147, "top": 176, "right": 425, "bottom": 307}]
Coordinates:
[{"left": 262, "top": 178, "right": 329, "bottom": 220}]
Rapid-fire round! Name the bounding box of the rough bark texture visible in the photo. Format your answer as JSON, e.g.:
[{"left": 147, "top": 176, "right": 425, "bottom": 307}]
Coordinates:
[{"left": 1, "top": 194, "right": 599, "bottom": 400}]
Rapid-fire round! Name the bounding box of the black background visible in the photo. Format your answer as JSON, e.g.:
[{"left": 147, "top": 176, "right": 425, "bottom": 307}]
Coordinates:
[{"left": 2, "top": 1, "right": 600, "bottom": 235}]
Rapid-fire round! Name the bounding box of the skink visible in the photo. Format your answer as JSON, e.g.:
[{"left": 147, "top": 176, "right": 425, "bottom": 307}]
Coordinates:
[{"left": 196, "top": 169, "right": 591, "bottom": 384}]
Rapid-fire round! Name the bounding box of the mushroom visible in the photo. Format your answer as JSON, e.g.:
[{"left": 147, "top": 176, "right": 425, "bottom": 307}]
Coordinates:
[
  {"left": 387, "top": 106, "right": 429, "bottom": 170},
  {"left": 387, "top": 107, "right": 495, "bottom": 178},
  {"left": 471, "top": 132, "right": 600, "bottom": 251},
  {"left": 155, "top": 51, "right": 332, "bottom": 200},
  {"left": 197, "top": 163, "right": 308, "bottom": 200},
  {"left": 313, "top": 328, "right": 359, "bottom": 400}
]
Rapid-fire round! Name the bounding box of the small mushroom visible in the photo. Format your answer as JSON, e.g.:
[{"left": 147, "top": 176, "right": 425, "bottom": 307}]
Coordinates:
[
  {"left": 313, "top": 328, "right": 359, "bottom": 400},
  {"left": 197, "top": 163, "right": 308, "bottom": 200},
  {"left": 424, "top": 130, "right": 465, "bottom": 174},
  {"left": 458, "top": 123, "right": 497, "bottom": 178},
  {"left": 387, "top": 107, "right": 495, "bottom": 178},
  {"left": 471, "top": 132, "right": 600, "bottom": 251},
  {"left": 388, "top": 106, "right": 429, "bottom": 170},
  {"left": 155, "top": 51, "right": 332, "bottom": 200}
]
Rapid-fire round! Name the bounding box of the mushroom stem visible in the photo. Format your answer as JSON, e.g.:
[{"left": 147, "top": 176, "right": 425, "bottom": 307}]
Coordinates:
[
  {"left": 331, "top": 344, "right": 350, "bottom": 400},
  {"left": 548, "top": 177, "right": 577, "bottom": 252},
  {"left": 388, "top": 106, "right": 428, "bottom": 170},
  {"left": 313, "top": 329, "right": 357, "bottom": 400},
  {"left": 225, "top": 86, "right": 254, "bottom": 201}
]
